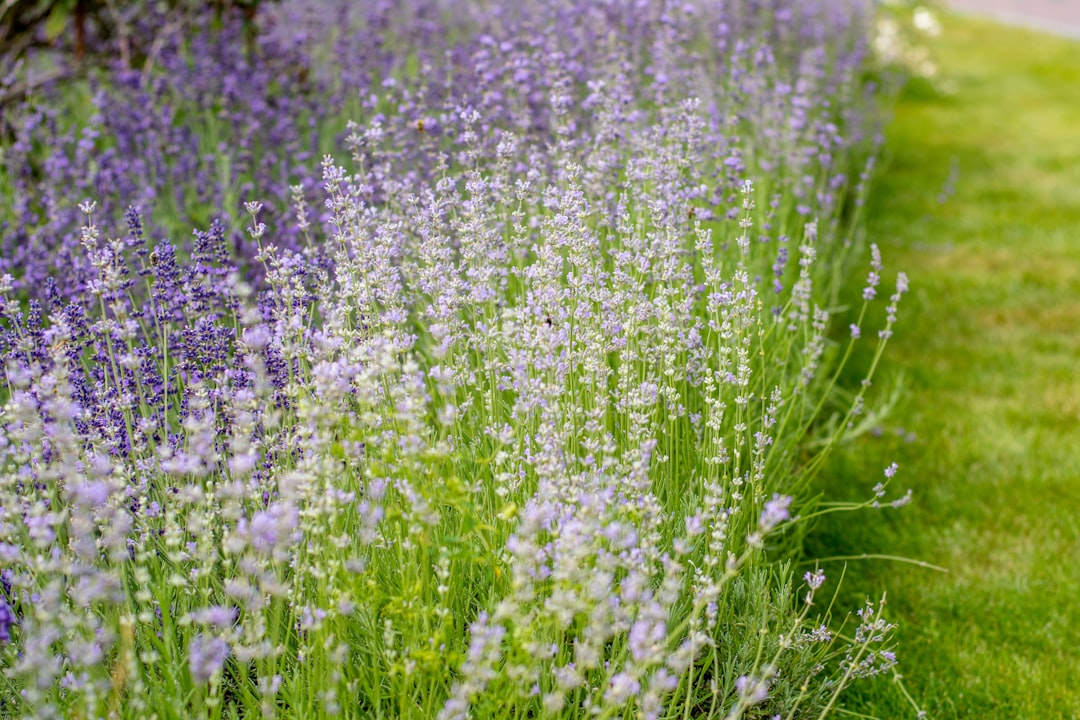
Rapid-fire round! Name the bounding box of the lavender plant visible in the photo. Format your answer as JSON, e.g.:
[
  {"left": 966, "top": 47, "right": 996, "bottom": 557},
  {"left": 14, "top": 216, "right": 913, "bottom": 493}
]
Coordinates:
[{"left": 0, "top": 1, "right": 916, "bottom": 718}]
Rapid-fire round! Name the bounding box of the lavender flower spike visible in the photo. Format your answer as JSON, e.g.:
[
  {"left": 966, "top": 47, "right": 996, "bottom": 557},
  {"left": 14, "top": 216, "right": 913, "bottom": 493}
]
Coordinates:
[{"left": 759, "top": 494, "right": 793, "bottom": 532}]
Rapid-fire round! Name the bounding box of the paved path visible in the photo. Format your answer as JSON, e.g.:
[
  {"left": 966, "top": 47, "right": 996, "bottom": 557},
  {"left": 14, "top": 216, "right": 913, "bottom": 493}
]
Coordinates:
[{"left": 946, "top": 0, "right": 1080, "bottom": 39}]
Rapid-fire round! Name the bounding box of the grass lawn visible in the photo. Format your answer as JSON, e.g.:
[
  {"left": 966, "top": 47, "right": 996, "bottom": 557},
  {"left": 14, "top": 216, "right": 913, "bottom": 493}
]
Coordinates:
[{"left": 806, "top": 12, "right": 1080, "bottom": 719}]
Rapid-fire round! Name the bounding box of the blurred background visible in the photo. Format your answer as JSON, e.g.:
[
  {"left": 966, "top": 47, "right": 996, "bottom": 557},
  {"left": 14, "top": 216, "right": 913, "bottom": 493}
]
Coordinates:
[{"left": 947, "top": 0, "right": 1080, "bottom": 38}]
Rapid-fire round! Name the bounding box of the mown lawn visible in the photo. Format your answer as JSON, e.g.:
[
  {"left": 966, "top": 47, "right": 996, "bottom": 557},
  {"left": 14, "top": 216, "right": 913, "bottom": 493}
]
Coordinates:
[{"left": 807, "top": 12, "right": 1080, "bottom": 720}]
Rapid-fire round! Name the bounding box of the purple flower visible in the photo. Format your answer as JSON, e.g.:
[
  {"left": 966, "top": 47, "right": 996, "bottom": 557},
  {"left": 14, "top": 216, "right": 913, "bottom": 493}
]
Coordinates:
[
  {"left": 804, "top": 569, "right": 826, "bottom": 590},
  {"left": 0, "top": 597, "right": 15, "bottom": 643},
  {"left": 605, "top": 672, "right": 642, "bottom": 704},
  {"left": 759, "top": 494, "right": 792, "bottom": 532},
  {"left": 735, "top": 674, "right": 769, "bottom": 705},
  {"left": 188, "top": 635, "right": 230, "bottom": 683},
  {"left": 190, "top": 606, "right": 238, "bottom": 629},
  {"left": 69, "top": 480, "right": 111, "bottom": 508}
]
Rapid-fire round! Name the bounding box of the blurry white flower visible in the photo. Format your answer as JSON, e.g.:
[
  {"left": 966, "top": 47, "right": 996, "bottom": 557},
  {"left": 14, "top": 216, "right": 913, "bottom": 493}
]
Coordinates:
[{"left": 913, "top": 7, "right": 941, "bottom": 37}]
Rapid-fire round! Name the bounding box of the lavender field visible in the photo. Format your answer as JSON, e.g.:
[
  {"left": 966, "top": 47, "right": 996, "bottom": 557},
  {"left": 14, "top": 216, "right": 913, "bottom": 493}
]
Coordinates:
[{"left": 0, "top": 2, "right": 922, "bottom": 718}]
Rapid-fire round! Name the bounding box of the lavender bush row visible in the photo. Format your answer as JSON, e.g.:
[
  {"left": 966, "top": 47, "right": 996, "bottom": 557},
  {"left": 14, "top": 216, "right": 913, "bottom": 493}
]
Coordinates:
[
  {"left": 0, "top": 1, "right": 914, "bottom": 718},
  {"left": 2, "top": 0, "right": 880, "bottom": 299}
]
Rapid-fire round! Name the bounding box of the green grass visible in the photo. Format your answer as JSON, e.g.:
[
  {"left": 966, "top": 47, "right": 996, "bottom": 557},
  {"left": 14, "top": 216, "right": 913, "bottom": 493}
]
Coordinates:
[{"left": 806, "top": 13, "right": 1080, "bottom": 720}]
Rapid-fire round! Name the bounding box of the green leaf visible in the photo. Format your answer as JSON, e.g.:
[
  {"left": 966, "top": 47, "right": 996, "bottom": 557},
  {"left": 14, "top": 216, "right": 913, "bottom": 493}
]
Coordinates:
[{"left": 44, "top": 5, "right": 71, "bottom": 43}]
